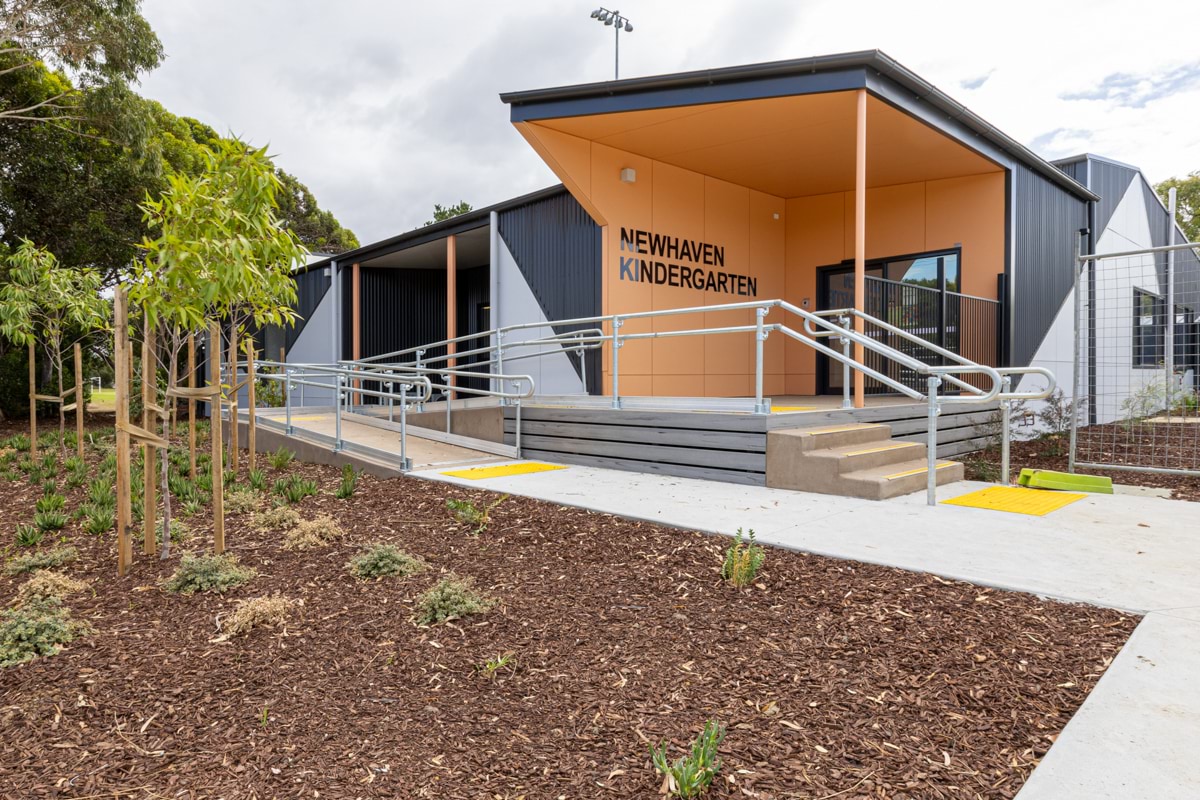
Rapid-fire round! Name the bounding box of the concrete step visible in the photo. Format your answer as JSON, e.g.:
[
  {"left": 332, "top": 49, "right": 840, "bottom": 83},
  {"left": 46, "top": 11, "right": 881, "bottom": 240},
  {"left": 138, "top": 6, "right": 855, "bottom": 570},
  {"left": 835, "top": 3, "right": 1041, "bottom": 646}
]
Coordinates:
[
  {"left": 771, "top": 422, "right": 893, "bottom": 454},
  {"left": 841, "top": 458, "right": 966, "bottom": 501},
  {"left": 804, "top": 439, "right": 927, "bottom": 474}
]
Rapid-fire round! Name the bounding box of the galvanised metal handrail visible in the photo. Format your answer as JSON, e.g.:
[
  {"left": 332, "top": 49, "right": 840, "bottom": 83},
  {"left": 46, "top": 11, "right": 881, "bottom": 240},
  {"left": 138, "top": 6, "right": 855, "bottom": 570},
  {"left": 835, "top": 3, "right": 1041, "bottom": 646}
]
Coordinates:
[{"left": 276, "top": 296, "right": 1055, "bottom": 505}]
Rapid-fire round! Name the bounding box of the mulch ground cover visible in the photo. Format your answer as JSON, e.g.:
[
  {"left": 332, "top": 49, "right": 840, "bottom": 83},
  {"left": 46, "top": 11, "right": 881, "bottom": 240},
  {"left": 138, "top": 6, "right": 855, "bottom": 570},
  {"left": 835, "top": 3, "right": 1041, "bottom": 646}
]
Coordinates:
[
  {"left": 1, "top": 416, "right": 1135, "bottom": 799},
  {"left": 963, "top": 426, "right": 1200, "bottom": 502}
]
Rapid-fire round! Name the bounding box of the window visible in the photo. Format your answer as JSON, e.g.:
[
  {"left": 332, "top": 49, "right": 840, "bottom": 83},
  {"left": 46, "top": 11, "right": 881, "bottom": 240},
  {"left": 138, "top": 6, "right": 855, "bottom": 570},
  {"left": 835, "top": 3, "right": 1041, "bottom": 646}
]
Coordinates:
[
  {"left": 1133, "top": 288, "right": 1164, "bottom": 368},
  {"left": 882, "top": 252, "right": 960, "bottom": 292}
]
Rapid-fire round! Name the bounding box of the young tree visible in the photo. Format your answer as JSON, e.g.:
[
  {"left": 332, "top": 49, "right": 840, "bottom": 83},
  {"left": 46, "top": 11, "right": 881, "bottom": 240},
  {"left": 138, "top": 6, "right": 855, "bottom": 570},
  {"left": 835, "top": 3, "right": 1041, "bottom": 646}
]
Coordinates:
[
  {"left": 1156, "top": 172, "right": 1199, "bottom": 243},
  {"left": 132, "top": 137, "right": 306, "bottom": 557},
  {"left": 0, "top": 240, "right": 107, "bottom": 447}
]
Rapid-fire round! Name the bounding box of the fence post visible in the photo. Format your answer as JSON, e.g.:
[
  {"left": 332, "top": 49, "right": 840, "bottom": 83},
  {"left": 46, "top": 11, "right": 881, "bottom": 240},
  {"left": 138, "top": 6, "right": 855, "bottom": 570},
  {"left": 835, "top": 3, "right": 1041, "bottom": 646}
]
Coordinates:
[
  {"left": 73, "top": 342, "right": 84, "bottom": 460},
  {"left": 1000, "top": 375, "right": 1012, "bottom": 486},
  {"left": 754, "top": 306, "right": 768, "bottom": 414},
  {"left": 611, "top": 316, "right": 623, "bottom": 410},
  {"left": 1166, "top": 187, "right": 1177, "bottom": 414},
  {"left": 1069, "top": 231, "right": 1084, "bottom": 474},
  {"left": 926, "top": 375, "right": 942, "bottom": 507}
]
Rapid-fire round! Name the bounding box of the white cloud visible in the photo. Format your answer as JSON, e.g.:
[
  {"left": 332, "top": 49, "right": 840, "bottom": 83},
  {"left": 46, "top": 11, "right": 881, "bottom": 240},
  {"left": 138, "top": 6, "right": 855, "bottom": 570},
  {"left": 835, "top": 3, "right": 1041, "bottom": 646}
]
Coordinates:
[{"left": 138, "top": 0, "right": 1200, "bottom": 243}]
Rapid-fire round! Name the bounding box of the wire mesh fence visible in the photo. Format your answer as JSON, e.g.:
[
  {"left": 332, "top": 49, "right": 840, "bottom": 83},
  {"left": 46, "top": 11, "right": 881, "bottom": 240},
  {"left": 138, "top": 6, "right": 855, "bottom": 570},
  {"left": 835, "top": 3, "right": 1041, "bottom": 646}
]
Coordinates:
[{"left": 1072, "top": 242, "right": 1200, "bottom": 475}]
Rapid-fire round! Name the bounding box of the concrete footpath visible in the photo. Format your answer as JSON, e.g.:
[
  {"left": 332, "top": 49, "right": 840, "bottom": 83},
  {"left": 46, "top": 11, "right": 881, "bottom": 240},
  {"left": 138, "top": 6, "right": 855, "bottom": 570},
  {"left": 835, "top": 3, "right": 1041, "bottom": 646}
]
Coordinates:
[{"left": 416, "top": 462, "right": 1200, "bottom": 799}]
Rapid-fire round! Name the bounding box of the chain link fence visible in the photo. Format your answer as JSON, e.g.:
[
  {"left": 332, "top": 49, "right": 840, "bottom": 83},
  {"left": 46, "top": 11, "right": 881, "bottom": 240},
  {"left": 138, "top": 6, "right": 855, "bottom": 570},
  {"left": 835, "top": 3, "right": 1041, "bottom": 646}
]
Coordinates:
[{"left": 1071, "top": 241, "right": 1200, "bottom": 475}]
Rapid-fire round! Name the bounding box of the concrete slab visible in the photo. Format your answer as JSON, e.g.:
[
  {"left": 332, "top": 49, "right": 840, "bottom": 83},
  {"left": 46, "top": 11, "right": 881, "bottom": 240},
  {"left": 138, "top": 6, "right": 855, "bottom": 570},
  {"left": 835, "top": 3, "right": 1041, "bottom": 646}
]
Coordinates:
[
  {"left": 1015, "top": 612, "right": 1200, "bottom": 799},
  {"left": 418, "top": 464, "right": 1200, "bottom": 614}
]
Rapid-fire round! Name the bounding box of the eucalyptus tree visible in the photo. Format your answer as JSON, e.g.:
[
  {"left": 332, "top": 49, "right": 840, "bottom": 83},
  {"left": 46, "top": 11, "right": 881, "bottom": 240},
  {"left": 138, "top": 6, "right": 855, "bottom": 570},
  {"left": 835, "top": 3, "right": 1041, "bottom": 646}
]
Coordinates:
[{"left": 132, "top": 137, "right": 306, "bottom": 556}]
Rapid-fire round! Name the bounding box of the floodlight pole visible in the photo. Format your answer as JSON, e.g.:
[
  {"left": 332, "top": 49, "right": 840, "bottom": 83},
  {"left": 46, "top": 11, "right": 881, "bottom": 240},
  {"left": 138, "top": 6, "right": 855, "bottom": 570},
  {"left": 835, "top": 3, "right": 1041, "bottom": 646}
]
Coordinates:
[{"left": 591, "top": 8, "right": 632, "bottom": 80}]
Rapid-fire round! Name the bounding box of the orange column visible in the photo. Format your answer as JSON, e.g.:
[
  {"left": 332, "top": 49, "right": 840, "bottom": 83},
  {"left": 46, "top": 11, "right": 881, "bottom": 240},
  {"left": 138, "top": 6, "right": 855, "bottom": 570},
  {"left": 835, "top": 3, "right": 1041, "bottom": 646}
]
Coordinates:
[
  {"left": 351, "top": 262, "right": 361, "bottom": 403},
  {"left": 853, "top": 89, "right": 867, "bottom": 409},
  {"left": 446, "top": 235, "right": 457, "bottom": 395}
]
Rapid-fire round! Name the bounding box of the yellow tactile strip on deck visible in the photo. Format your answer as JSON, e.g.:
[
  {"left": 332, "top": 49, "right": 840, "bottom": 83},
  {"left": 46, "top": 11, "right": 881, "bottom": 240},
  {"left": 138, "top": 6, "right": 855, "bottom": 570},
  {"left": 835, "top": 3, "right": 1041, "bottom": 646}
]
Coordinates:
[
  {"left": 942, "top": 486, "right": 1086, "bottom": 516},
  {"left": 771, "top": 405, "right": 817, "bottom": 413},
  {"left": 440, "top": 462, "right": 566, "bottom": 480},
  {"left": 884, "top": 462, "right": 956, "bottom": 480}
]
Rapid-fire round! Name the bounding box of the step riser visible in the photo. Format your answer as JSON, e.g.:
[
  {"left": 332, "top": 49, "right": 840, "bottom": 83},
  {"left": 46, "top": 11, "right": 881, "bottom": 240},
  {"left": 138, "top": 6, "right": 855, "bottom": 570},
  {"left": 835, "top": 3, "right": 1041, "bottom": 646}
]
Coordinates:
[
  {"left": 852, "top": 462, "right": 965, "bottom": 501},
  {"left": 779, "top": 425, "right": 893, "bottom": 453}
]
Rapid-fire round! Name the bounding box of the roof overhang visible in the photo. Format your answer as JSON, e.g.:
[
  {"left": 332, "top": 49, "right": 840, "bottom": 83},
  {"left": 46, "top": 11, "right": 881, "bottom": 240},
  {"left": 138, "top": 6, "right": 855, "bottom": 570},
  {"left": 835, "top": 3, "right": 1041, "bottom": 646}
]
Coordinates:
[{"left": 502, "top": 49, "right": 1098, "bottom": 203}]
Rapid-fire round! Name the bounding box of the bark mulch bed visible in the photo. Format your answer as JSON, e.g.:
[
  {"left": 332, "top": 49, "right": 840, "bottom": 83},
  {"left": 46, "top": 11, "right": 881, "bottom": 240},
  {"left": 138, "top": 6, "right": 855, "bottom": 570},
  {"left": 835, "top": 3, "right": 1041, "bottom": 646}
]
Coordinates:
[
  {"left": 962, "top": 426, "right": 1200, "bottom": 502},
  {"left": 0, "top": 418, "right": 1135, "bottom": 798}
]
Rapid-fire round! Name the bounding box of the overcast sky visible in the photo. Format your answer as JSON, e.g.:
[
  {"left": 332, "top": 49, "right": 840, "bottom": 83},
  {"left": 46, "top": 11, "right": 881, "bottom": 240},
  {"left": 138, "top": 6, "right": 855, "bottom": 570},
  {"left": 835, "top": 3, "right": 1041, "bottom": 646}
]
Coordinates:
[{"left": 137, "top": 0, "right": 1200, "bottom": 246}]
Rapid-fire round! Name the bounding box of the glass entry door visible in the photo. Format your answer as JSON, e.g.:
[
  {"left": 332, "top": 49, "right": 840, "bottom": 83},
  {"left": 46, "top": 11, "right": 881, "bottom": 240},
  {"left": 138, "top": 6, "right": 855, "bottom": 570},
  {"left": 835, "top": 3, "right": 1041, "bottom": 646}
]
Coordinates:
[{"left": 818, "top": 265, "right": 882, "bottom": 394}]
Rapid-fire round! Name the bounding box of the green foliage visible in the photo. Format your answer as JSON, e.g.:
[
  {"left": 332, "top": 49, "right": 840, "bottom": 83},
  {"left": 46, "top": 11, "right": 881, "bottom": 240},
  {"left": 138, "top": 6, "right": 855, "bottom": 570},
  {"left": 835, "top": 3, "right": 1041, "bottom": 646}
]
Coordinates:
[
  {"left": 35, "top": 493, "right": 65, "bottom": 513},
  {"left": 132, "top": 137, "right": 306, "bottom": 333},
  {"left": 446, "top": 494, "right": 507, "bottom": 535},
  {"left": 33, "top": 509, "right": 67, "bottom": 532},
  {"left": 81, "top": 504, "right": 114, "bottom": 536},
  {"left": 3, "top": 435, "right": 30, "bottom": 452},
  {"left": 14, "top": 524, "right": 44, "bottom": 548},
  {"left": 414, "top": 577, "right": 491, "bottom": 626},
  {"left": 649, "top": 721, "right": 726, "bottom": 798},
  {"left": 346, "top": 544, "right": 424, "bottom": 580},
  {"left": 268, "top": 447, "right": 295, "bottom": 470},
  {"left": 275, "top": 169, "right": 359, "bottom": 253},
  {"left": 87, "top": 478, "right": 116, "bottom": 509},
  {"left": 1122, "top": 382, "right": 1167, "bottom": 427},
  {"left": 248, "top": 468, "right": 267, "bottom": 491},
  {"left": 335, "top": 464, "right": 359, "bottom": 499},
  {"left": 0, "top": 598, "right": 90, "bottom": 668},
  {"left": 225, "top": 487, "right": 260, "bottom": 515},
  {"left": 424, "top": 201, "right": 473, "bottom": 227},
  {"left": 721, "top": 529, "right": 765, "bottom": 588},
  {"left": 273, "top": 474, "right": 317, "bottom": 504},
  {"left": 1156, "top": 172, "right": 1200, "bottom": 242},
  {"left": 39, "top": 477, "right": 57, "bottom": 494},
  {"left": 163, "top": 553, "right": 256, "bottom": 595},
  {"left": 476, "top": 652, "right": 516, "bottom": 680},
  {"left": 5, "top": 546, "right": 77, "bottom": 575}
]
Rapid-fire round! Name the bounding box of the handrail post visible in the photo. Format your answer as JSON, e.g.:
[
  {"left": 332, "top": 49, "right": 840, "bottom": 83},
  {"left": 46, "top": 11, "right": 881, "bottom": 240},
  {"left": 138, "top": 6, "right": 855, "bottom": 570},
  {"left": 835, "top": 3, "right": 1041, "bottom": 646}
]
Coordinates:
[
  {"left": 611, "top": 316, "right": 623, "bottom": 410},
  {"left": 754, "top": 306, "right": 769, "bottom": 414},
  {"left": 495, "top": 330, "right": 505, "bottom": 402},
  {"left": 334, "top": 375, "right": 344, "bottom": 452},
  {"left": 284, "top": 367, "right": 294, "bottom": 434},
  {"left": 415, "top": 349, "right": 426, "bottom": 411},
  {"left": 926, "top": 375, "right": 941, "bottom": 506},
  {"left": 386, "top": 370, "right": 395, "bottom": 423},
  {"left": 512, "top": 380, "right": 522, "bottom": 457},
  {"left": 442, "top": 373, "right": 452, "bottom": 435},
  {"left": 1000, "top": 375, "right": 1012, "bottom": 486},
  {"left": 840, "top": 315, "right": 852, "bottom": 409},
  {"left": 399, "top": 383, "right": 411, "bottom": 471}
]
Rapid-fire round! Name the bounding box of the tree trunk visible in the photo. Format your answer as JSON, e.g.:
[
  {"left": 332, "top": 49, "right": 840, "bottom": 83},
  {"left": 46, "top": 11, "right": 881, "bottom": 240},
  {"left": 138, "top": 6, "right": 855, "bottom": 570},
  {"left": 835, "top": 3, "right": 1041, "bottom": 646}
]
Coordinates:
[{"left": 160, "top": 345, "right": 177, "bottom": 559}]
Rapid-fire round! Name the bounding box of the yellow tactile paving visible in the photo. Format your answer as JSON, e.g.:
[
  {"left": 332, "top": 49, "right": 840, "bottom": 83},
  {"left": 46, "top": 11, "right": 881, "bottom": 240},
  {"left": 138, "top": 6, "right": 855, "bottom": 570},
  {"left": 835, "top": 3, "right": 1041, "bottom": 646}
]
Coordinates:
[
  {"left": 797, "top": 423, "right": 880, "bottom": 436},
  {"left": 440, "top": 462, "right": 566, "bottom": 480},
  {"left": 771, "top": 405, "right": 817, "bottom": 413},
  {"left": 942, "top": 486, "right": 1086, "bottom": 516}
]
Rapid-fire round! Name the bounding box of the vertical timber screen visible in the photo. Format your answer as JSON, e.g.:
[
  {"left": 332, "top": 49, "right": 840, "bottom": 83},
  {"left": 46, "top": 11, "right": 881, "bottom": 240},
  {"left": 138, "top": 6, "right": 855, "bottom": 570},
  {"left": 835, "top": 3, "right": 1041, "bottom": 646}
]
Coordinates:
[{"left": 1072, "top": 242, "right": 1200, "bottom": 475}]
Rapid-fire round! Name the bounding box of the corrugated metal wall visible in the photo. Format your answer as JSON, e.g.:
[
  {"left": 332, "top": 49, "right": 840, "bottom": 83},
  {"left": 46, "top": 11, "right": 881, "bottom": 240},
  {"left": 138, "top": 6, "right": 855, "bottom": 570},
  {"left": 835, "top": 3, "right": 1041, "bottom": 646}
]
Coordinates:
[
  {"left": 360, "top": 268, "right": 448, "bottom": 366},
  {"left": 456, "top": 265, "right": 491, "bottom": 391},
  {"left": 285, "top": 267, "right": 332, "bottom": 353},
  {"left": 1012, "top": 163, "right": 1089, "bottom": 366},
  {"left": 1090, "top": 160, "right": 1138, "bottom": 240},
  {"left": 498, "top": 190, "right": 602, "bottom": 389}
]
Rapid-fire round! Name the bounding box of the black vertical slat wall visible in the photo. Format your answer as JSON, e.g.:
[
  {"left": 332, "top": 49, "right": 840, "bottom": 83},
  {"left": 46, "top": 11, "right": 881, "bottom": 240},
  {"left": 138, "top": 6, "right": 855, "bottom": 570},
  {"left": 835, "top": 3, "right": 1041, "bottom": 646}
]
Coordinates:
[
  {"left": 456, "top": 265, "right": 491, "bottom": 392},
  {"left": 498, "top": 189, "right": 603, "bottom": 392},
  {"left": 359, "top": 267, "right": 448, "bottom": 367},
  {"left": 1011, "top": 163, "right": 1089, "bottom": 367}
]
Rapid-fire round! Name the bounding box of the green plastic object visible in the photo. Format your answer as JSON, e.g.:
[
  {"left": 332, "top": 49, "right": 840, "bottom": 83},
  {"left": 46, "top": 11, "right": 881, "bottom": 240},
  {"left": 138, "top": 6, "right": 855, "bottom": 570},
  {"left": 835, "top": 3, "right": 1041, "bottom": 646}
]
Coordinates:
[{"left": 1017, "top": 468, "right": 1113, "bottom": 494}]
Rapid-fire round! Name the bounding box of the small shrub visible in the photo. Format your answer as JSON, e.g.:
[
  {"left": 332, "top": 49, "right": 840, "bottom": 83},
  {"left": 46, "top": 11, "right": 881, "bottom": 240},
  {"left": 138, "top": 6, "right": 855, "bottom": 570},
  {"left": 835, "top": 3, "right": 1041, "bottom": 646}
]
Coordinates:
[
  {"left": 40, "top": 478, "right": 57, "bottom": 495},
  {"left": 156, "top": 517, "right": 191, "bottom": 543},
  {"left": 33, "top": 510, "right": 68, "bottom": 532},
  {"left": 346, "top": 544, "right": 424, "bottom": 580},
  {"left": 223, "top": 470, "right": 237, "bottom": 489},
  {"left": 87, "top": 479, "right": 116, "bottom": 509},
  {"left": 4, "top": 434, "right": 31, "bottom": 452},
  {"left": 446, "top": 495, "right": 507, "bottom": 535},
  {"left": 0, "top": 469, "right": 17, "bottom": 482},
  {"left": 4, "top": 546, "right": 78, "bottom": 576},
  {"left": 218, "top": 593, "right": 298, "bottom": 639},
  {"left": 0, "top": 598, "right": 90, "bottom": 668},
  {"left": 721, "top": 528, "right": 765, "bottom": 588},
  {"left": 268, "top": 447, "right": 295, "bottom": 470},
  {"left": 334, "top": 464, "right": 359, "bottom": 500},
  {"left": 63, "top": 455, "right": 85, "bottom": 473},
  {"left": 414, "top": 576, "right": 491, "bottom": 626},
  {"left": 64, "top": 470, "right": 87, "bottom": 490},
  {"left": 180, "top": 499, "right": 204, "bottom": 517},
  {"left": 35, "top": 493, "right": 66, "bottom": 514},
  {"left": 251, "top": 505, "right": 301, "bottom": 532},
  {"left": 195, "top": 471, "right": 213, "bottom": 493},
  {"left": 248, "top": 468, "right": 267, "bottom": 491},
  {"left": 273, "top": 474, "right": 317, "bottom": 504},
  {"left": 650, "top": 721, "right": 726, "bottom": 799},
  {"left": 163, "top": 553, "right": 256, "bottom": 595},
  {"left": 282, "top": 515, "right": 343, "bottom": 551},
  {"left": 14, "top": 524, "right": 44, "bottom": 548},
  {"left": 81, "top": 505, "right": 115, "bottom": 536},
  {"left": 39, "top": 452, "right": 58, "bottom": 476},
  {"left": 17, "top": 570, "right": 89, "bottom": 603},
  {"left": 225, "top": 488, "right": 260, "bottom": 515}
]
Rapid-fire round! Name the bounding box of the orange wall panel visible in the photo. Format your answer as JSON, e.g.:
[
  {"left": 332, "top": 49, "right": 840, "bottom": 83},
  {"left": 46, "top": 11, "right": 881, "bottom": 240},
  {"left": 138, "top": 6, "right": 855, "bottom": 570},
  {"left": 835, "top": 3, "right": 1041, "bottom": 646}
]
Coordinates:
[{"left": 925, "top": 173, "right": 1006, "bottom": 298}]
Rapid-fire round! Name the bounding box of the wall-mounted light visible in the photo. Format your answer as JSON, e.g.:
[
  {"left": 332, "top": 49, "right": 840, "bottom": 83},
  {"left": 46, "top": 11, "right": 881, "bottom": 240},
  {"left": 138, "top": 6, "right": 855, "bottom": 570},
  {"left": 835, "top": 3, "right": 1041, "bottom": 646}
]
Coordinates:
[{"left": 619, "top": 167, "right": 637, "bottom": 184}]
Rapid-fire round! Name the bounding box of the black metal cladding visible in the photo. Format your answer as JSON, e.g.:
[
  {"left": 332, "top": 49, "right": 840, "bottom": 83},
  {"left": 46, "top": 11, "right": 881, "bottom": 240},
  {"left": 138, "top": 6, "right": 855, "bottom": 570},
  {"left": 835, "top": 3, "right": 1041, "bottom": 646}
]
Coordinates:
[
  {"left": 1089, "top": 159, "right": 1138, "bottom": 241},
  {"left": 359, "top": 267, "right": 448, "bottom": 367},
  {"left": 1012, "top": 163, "right": 1089, "bottom": 367},
  {"left": 498, "top": 190, "right": 603, "bottom": 392},
  {"left": 284, "top": 266, "right": 332, "bottom": 353},
  {"left": 456, "top": 265, "right": 491, "bottom": 393}
]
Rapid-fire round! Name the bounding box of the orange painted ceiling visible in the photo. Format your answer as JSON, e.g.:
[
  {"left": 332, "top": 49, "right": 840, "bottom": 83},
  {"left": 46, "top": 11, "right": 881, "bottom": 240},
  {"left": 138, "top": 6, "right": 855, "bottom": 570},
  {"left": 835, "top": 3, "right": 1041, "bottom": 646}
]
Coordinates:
[{"left": 530, "top": 92, "right": 1001, "bottom": 197}]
